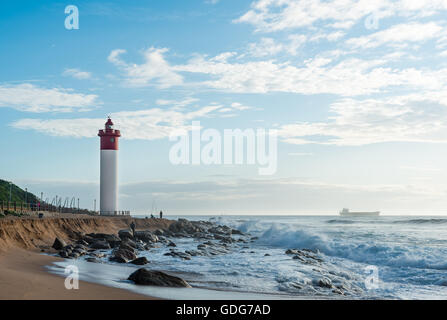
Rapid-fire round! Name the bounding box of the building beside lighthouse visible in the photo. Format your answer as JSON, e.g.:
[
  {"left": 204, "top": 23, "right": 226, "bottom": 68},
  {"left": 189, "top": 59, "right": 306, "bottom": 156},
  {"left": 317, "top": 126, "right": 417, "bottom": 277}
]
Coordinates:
[{"left": 98, "top": 117, "right": 128, "bottom": 216}]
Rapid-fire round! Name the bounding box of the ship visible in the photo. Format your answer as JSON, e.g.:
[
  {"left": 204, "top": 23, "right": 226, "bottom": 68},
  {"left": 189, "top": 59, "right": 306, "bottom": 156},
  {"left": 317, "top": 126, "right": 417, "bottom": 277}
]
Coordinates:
[{"left": 339, "top": 208, "right": 380, "bottom": 217}]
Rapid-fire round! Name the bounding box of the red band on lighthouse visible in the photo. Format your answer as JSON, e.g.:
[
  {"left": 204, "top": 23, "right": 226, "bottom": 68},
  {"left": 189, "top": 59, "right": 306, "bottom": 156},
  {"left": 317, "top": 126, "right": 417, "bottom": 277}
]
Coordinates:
[{"left": 98, "top": 118, "right": 121, "bottom": 150}]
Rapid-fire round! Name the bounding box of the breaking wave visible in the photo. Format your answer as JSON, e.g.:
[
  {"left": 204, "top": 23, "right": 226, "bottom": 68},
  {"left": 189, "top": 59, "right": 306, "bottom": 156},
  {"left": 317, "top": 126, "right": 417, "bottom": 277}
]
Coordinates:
[{"left": 252, "top": 223, "right": 447, "bottom": 271}]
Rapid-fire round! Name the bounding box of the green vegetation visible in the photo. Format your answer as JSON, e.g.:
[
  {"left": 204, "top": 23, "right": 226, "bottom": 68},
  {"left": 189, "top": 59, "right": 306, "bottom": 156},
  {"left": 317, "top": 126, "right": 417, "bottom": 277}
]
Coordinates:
[
  {"left": 0, "top": 179, "right": 97, "bottom": 216},
  {"left": 0, "top": 179, "right": 39, "bottom": 203}
]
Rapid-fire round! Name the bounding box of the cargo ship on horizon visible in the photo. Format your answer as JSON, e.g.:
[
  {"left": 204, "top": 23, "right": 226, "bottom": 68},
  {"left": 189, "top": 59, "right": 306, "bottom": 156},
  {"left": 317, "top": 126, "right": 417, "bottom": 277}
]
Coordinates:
[{"left": 339, "top": 208, "right": 380, "bottom": 217}]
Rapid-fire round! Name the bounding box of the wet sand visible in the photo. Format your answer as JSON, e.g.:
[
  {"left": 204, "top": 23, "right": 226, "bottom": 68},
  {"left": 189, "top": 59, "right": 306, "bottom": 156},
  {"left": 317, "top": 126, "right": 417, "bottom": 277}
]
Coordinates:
[{"left": 0, "top": 249, "right": 157, "bottom": 300}]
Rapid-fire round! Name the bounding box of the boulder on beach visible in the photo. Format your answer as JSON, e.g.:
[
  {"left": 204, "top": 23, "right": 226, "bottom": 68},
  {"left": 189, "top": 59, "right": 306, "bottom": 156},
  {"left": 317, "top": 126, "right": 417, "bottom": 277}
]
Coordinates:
[
  {"left": 119, "top": 242, "right": 137, "bottom": 253},
  {"left": 169, "top": 219, "right": 202, "bottom": 235},
  {"left": 130, "top": 257, "right": 149, "bottom": 265},
  {"left": 52, "top": 237, "right": 67, "bottom": 251},
  {"left": 128, "top": 268, "right": 191, "bottom": 287},
  {"left": 134, "top": 230, "right": 159, "bottom": 243},
  {"left": 111, "top": 248, "right": 137, "bottom": 263},
  {"left": 118, "top": 229, "right": 133, "bottom": 240},
  {"left": 90, "top": 240, "right": 111, "bottom": 250},
  {"left": 121, "top": 239, "right": 137, "bottom": 249}
]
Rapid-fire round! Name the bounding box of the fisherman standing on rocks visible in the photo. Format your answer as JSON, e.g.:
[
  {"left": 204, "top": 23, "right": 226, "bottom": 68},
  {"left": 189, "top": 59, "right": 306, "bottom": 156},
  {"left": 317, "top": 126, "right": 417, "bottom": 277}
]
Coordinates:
[
  {"left": 159, "top": 210, "right": 163, "bottom": 219},
  {"left": 130, "top": 221, "right": 136, "bottom": 237}
]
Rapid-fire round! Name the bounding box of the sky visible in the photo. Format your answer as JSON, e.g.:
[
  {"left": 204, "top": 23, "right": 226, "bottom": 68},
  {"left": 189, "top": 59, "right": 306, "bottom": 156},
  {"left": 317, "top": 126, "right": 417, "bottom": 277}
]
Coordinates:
[{"left": 1, "top": 0, "right": 447, "bottom": 215}]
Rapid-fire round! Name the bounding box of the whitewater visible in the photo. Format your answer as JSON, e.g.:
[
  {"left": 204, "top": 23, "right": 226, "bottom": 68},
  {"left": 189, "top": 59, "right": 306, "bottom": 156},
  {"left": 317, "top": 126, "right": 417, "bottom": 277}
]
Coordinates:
[{"left": 48, "top": 215, "right": 447, "bottom": 299}]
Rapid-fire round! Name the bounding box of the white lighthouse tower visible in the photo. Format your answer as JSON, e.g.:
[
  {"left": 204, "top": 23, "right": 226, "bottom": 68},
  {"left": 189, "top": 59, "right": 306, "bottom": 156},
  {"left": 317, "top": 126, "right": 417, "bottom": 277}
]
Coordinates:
[{"left": 98, "top": 117, "right": 121, "bottom": 215}]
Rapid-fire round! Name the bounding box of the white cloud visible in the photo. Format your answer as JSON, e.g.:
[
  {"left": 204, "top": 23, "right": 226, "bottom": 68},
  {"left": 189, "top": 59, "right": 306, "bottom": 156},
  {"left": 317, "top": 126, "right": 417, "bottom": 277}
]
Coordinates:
[
  {"left": 278, "top": 93, "right": 447, "bottom": 146},
  {"left": 309, "top": 31, "right": 345, "bottom": 42},
  {"left": 346, "top": 22, "right": 444, "bottom": 49},
  {"left": 108, "top": 47, "right": 183, "bottom": 88},
  {"left": 10, "top": 102, "right": 232, "bottom": 140},
  {"left": 155, "top": 97, "right": 199, "bottom": 108},
  {"left": 0, "top": 83, "right": 98, "bottom": 113},
  {"left": 247, "top": 37, "right": 284, "bottom": 57},
  {"left": 62, "top": 68, "right": 92, "bottom": 80},
  {"left": 235, "top": 0, "right": 447, "bottom": 32},
  {"left": 247, "top": 35, "right": 307, "bottom": 57},
  {"left": 174, "top": 52, "right": 447, "bottom": 95},
  {"left": 230, "top": 102, "right": 253, "bottom": 111}
]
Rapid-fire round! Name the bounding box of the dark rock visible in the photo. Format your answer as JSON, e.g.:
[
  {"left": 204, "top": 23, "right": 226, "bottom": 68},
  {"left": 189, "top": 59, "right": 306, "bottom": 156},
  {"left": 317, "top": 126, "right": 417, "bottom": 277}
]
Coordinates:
[
  {"left": 77, "top": 239, "right": 89, "bottom": 247},
  {"left": 118, "top": 229, "right": 134, "bottom": 240},
  {"left": 231, "top": 229, "right": 244, "bottom": 235},
  {"left": 128, "top": 268, "right": 191, "bottom": 287},
  {"left": 153, "top": 229, "right": 164, "bottom": 236},
  {"left": 86, "top": 257, "right": 100, "bottom": 263},
  {"left": 169, "top": 219, "right": 202, "bottom": 235},
  {"left": 88, "top": 252, "right": 105, "bottom": 258},
  {"left": 119, "top": 242, "right": 137, "bottom": 253},
  {"left": 264, "top": 253, "right": 271, "bottom": 256},
  {"left": 135, "top": 230, "right": 159, "bottom": 243},
  {"left": 81, "top": 235, "right": 96, "bottom": 244},
  {"left": 167, "top": 241, "right": 176, "bottom": 247},
  {"left": 285, "top": 249, "right": 299, "bottom": 255},
  {"left": 112, "top": 248, "right": 137, "bottom": 263},
  {"left": 121, "top": 239, "right": 137, "bottom": 249},
  {"left": 130, "top": 257, "right": 149, "bottom": 265},
  {"left": 314, "top": 278, "right": 333, "bottom": 289},
  {"left": 52, "top": 238, "right": 67, "bottom": 251},
  {"left": 109, "top": 256, "right": 127, "bottom": 263},
  {"left": 90, "top": 240, "right": 111, "bottom": 250},
  {"left": 87, "top": 233, "right": 121, "bottom": 246},
  {"left": 59, "top": 250, "right": 69, "bottom": 258},
  {"left": 69, "top": 252, "right": 80, "bottom": 259},
  {"left": 73, "top": 248, "right": 86, "bottom": 256}
]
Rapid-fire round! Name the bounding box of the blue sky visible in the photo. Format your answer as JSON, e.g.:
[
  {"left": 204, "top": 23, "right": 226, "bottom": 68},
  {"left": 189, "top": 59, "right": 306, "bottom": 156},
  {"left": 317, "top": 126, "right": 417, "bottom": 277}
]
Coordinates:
[{"left": 2, "top": 0, "right": 447, "bottom": 215}]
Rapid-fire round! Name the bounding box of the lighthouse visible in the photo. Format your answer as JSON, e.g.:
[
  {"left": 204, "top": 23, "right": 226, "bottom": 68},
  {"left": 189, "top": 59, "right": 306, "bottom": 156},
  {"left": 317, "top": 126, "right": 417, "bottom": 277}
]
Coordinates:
[{"left": 98, "top": 117, "right": 121, "bottom": 215}]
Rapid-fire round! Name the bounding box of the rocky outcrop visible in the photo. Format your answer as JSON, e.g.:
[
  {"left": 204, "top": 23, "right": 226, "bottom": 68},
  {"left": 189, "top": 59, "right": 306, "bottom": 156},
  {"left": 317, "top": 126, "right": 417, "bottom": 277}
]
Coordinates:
[
  {"left": 130, "top": 257, "right": 149, "bottom": 265},
  {"left": 110, "top": 248, "right": 137, "bottom": 263},
  {"left": 52, "top": 238, "right": 66, "bottom": 250},
  {"left": 90, "top": 240, "right": 111, "bottom": 250},
  {"left": 134, "top": 231, "right": 158, "bottom": 243},
  {"left": 168, "top": 219, "right": 201, "bottom": 234},
  {"left": 287, "top": 248, "right": 323, "bottom": 264},
  {"left": 128, "top": 268, "right": 191, "bottom": 287},
  {"left": 118, "top": 229, "right": 133, "bottom": 240}
]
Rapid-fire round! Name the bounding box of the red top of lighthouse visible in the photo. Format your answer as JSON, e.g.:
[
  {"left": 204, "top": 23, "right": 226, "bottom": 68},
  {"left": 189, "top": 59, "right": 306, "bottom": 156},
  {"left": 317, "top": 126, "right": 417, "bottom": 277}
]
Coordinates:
[{"left": 98, "top": 117, "right": 121, "bottom": 150}]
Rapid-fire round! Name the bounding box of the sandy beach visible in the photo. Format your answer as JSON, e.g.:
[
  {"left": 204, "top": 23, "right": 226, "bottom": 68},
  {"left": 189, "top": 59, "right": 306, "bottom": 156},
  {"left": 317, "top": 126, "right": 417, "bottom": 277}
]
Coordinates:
[
  {"left": 0, "top": 215, "right": 173, "bottom": 300},
  {"left": 0, "top": 248, "right": 156, "bottom": 300}
]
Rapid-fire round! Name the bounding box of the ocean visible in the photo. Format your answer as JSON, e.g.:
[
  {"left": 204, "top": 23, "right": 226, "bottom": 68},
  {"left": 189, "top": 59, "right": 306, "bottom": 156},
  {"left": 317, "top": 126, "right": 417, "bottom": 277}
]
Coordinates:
[{"left": 48, "top": 215, "right": 447, "bottom": 299}]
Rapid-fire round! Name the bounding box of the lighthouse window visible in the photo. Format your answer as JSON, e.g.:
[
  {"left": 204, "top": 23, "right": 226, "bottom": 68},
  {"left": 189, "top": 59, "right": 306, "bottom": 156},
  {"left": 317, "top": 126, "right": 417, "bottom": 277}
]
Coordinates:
[{"left": 110, "top": 138, "right": 115, "bottom": 143}]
